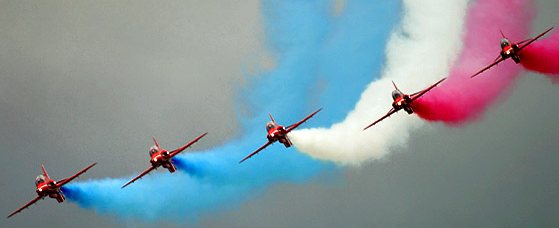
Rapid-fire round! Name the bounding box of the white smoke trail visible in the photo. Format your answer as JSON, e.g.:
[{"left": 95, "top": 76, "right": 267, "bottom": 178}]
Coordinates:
[{"left": 291, "top": 0, "right": 469, "bottom": 165}]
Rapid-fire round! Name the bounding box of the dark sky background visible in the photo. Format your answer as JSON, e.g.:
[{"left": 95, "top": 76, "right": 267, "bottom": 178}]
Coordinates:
[{"left": 1, "top": 0, "right": 558, "bottom": 227}]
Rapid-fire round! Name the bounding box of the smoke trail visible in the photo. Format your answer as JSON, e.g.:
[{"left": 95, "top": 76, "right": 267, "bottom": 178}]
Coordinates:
[
  {"left": 61, "top": 0, "right": 400, "bottom": 222},
  {"left": 291, "top": 0, "right": 468, "bottom": 164},
  {"left": 413, "top": 0, "right": 535, "bottom": 123},
  {"left": 520, "top": 29, "right": 559, "bottom": 80},
  {"left": 314, "top": 0, "right": 404, "bottom": 123}
]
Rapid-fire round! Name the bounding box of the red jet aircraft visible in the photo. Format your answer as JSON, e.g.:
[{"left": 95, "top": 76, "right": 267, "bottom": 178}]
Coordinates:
[
  {"left": 7, "top": 162, "right": 97, "bottom": 218},
  {"left": 470, "top": 27, "right": 553, "bottom": 78},
  {"left": 363, "top": 78, "right": 446, "bottom": 130},
  {"left": 239, "top": 108, "right": 322, "bottom": 163},
  {"left": 121, "top": 132, "right": 208, "bottom": 188}
]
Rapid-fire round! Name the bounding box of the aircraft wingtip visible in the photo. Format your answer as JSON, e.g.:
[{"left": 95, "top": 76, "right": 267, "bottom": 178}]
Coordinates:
[{"left": 7, "top": 212, "right": 16, "bottom": 218}]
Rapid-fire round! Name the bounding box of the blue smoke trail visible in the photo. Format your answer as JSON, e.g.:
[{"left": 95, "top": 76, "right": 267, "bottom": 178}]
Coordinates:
[
  {"left": 316, "top": 0, "right": 401, "bottom": 123},
  {"left": 61, "top": 0, "right": 401, "bottom": 223}
]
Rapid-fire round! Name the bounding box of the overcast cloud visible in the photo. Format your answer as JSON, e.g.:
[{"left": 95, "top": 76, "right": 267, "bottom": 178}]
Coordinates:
[{"left": 1, "top": 0, "right": 558, "bottom": 227}]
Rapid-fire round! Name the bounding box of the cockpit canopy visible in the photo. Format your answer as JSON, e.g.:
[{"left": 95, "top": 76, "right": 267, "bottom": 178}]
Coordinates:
[
  {"left": 500, "top": 38, "right": 511, "bottom": 48},
  {"left": 149, "top": 146, "right": 159, "bottom": 155},
  {"left": 392, "top": 90, "right": 403, "bottom": 100},
  {"left": 35, "top": 175, "right": 45, "bottom": 185},
  {"left": 266, "top": 122, "right": 275, "bottom": 131}
]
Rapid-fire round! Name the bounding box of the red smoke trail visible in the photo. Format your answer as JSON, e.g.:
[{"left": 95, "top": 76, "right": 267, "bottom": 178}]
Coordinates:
[
  {"left": 520, "top": 29, "right": 559, "bottom": 79},
  {"left": 411, "top": 0, "right": 535, "bottom": 124}
]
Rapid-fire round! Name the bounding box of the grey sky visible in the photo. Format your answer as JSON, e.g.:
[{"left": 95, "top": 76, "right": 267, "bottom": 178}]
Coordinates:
[
  {"left": 1, "top": 1, "right": 260, "bottom": 227},
  {"left": 1, "top": 0, "right": 559, "bottom": 227}
]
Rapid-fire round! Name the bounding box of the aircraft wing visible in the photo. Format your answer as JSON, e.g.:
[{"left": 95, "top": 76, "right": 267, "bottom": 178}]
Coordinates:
[
  {"left": 470, "top": 56, "right": 505, "bottom": 78},
  {"left": 168, "top": 132, "right": 208, "bottom": 158},
  {"left": 7, "top": 195, "right": 42, "bottom": 218},
  {"left": 55, "top": 162, "right": 97, "bottom": 187},
  {"left": 518, "top": 27, "right": 553, "bottom": 50},
  {"left": 470, "top": 56, "right": 506, "bottom": 78},
  {"left": 239, "top": 141, "right": 273, "bottom": 163},
  {"left": 363, "top": 107, "right": 397, "bottom": 130},
  {"left": 409, "top": 77, "right": 447, "bottom": 102},
  {"left": 517, "top": 38, "right": 532, "bottom": 45},
  {"left": 121, "top": 166, "right": 156, "bottom": 188},
  {"left": 285, "top": 108, "right": 322, "bottom": 133}
]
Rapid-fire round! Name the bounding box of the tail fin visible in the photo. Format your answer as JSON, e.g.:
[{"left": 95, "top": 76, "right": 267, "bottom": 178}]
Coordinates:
[
  {"left": 392, "top": 81, "right": 400, "bottom": 91},
  {"left": 268, "top": 113, "right": 276, "bottom": 123},
  {"left": 152, "top": 136, "right": 160, "bottom": 148},
  {"left": 41, "top": 164, "right": 49, "bottom": 178}
]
